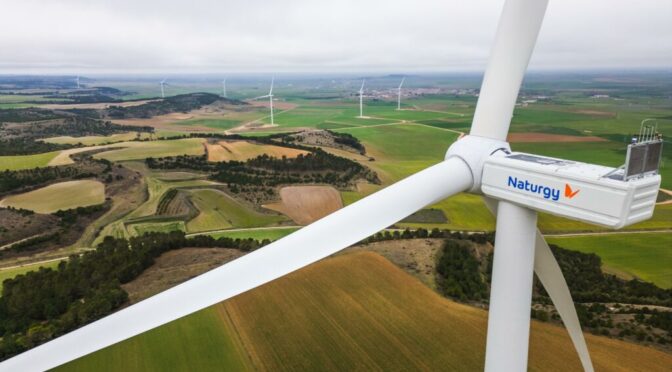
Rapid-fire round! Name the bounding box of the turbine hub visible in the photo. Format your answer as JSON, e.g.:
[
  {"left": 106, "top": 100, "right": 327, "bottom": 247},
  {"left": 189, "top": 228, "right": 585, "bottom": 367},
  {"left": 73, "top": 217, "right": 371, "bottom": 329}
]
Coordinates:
[{"left": 445, "top": 135, "right": 510, "bottom": 193}]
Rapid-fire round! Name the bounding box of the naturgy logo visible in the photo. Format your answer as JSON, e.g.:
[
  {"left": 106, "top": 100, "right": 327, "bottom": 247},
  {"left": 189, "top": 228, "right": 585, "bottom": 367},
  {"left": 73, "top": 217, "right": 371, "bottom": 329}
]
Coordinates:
[{"left": 507, "top": 176, "right": 560, "bottom": 201}]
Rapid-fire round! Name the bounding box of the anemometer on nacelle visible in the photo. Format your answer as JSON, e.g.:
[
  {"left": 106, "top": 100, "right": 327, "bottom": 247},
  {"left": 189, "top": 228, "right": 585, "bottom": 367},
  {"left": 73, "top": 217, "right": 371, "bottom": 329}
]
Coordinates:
[{"left": 476, "top": 121, "right": 663, "bottom": 229}]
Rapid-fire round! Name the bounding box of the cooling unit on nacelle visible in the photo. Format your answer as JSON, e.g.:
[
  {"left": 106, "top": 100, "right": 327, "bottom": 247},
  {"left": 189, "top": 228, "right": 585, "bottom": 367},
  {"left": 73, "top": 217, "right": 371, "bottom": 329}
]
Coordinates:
[{"left": 481, "top": 151, "right": 662, "bottom": 229}]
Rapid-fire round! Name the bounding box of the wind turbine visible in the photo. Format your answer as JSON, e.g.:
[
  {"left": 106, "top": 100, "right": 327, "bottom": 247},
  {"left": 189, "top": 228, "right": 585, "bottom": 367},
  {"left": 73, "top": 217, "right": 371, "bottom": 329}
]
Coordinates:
[
  {"left": 75, "top": 76, "right": 80, "bottom": 89},
  {"left": 357, "top": 79, "right": 365, "bottom": 118},
  {"left": 160, "top": 79, "right": 167, "bottom": 98},
  {"left": 251, "top": 78, "right": 275, "bottom": 125},
  {"left": 397, "top": 77, "right": 405, "bottom": 110},
  {"left": 3, "top": 1, "right": 662, "bottom": 371},
  {"left": 222, "top": 78, "right": 227, "bottom": 98}
]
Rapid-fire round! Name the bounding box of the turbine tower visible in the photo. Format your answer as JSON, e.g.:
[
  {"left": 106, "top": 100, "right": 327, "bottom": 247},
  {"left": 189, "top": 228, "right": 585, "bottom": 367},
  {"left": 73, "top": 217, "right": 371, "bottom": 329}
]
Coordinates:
[
  {"left": 160, "top": 79, "right": 167, "bottom": 98},
  {"left": 4, "top": 1, "right": 663, "bottom": 371},
  {"left": 357, "top": 79, "right": 365, "bottom": 118},
  {"left": 222, "top": 79, "right": 227, "bottom": 98},
  {"left": 251, "top": 78, "right": 275, "bottom": 126},
  {"left": 397, "top": 77, "right": 405, "bottom": 110}
]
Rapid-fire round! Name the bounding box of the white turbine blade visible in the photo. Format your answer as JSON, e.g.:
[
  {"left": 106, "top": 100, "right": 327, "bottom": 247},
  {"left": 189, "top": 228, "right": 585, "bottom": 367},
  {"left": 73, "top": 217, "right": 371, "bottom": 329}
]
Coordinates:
[
  {"left": 470, "top": 0, "right": 548, "bottom": 141},
  {"left": 269, "top": 77, "right": 274, "bottom": 95},
  {"left": 251, "top": 94, "right": 270, "bottom": 100},
  {"left": 359, "top": 79, "right": 365, "bottom": 93},
  {"left": 398, "top": 77, "right": 405, "bottom": 89},
  {"left": 534, "top": 232, "right": 595, "bottom": 372},
  {"left": 484, "top": 200, "right": 538, "bottom": 372},
  {"left": 2, "top": 158, "right": 473, "bottom": 371}
]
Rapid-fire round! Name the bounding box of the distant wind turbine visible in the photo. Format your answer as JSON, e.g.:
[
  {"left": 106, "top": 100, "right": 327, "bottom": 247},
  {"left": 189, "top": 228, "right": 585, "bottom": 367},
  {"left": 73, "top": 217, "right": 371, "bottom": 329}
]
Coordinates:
[
  {"left": 252, "top": 78, "right": 275, "bottom": 125},
  {"left": 357, "top": 79, "right": 365, "bottom": 118},
  {"left": 160, "top": 79, "right": 167, "bottom": 98},
  {"left": 75, "top": 76, "right": 80, "bottom": 89},
  {"left": 397, "top": 77, "right": 405, "bottom": 110},
  {"left": 222, "top": 79, "right": 227, "bottom": 98}
]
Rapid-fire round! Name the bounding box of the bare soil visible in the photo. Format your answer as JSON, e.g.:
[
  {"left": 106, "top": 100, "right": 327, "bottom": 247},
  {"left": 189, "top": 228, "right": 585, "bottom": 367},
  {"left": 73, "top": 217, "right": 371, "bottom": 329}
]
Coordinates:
[
  {"left": 122, "top": 247, "right": 244, "bottom": 303},
  {"left": 263, "top": 185, "right": 343, "bottom": 225}
]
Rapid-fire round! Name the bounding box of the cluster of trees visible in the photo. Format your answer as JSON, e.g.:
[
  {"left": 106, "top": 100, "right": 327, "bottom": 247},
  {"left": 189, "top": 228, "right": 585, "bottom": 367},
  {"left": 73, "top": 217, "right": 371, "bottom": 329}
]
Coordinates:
[
  {"left": 54, "top": 204, "right": 108, "bottom": 226},
  {"left": 0, "top": 166, "right": 97, "bottom": 194},
  {"left": 436, "top": 239, "right": 489, "bottom": 301},
  {"left": 360, "top": 228, "right": 493, "bottom": 245},
  {"left": 71, "top": 93, "right": 239, "bottom": 120},
  {"left": 327, "top": 130, "right": 366, "bottom": 154},
  {"left": 146, "top": 149, "right": 380, "bottom": 192},
  {"left": 0, "top": 108, "right": 64, "bottom": 123},
  {"left": 0, "top": 231, "right": 271, "bottom": 360},
  {"left": 543, "top": 244, "right": 672, "bottom": 306},
  {"left": 0, "top": 138, "right": 72, "bottom": 156}
]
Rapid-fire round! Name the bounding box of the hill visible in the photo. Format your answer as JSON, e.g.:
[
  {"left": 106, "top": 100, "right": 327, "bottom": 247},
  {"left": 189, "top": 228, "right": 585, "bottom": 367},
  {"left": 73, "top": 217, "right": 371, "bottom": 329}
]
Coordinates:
[{"left": 58, "top": 251, "right": 672, "bottom": 371}]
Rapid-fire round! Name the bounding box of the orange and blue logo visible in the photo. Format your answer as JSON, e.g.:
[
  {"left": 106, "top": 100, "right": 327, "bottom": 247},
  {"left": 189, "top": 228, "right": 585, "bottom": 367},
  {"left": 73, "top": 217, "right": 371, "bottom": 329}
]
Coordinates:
[{"left": 507, "top": 177, "right": 580, "bottom": 201}]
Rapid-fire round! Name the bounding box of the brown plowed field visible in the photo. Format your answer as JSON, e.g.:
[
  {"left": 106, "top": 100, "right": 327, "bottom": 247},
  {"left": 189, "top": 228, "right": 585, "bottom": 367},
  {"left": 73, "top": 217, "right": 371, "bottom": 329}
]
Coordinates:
[{"left": 264, "top": 185, "right": 343, "bottom": 224}]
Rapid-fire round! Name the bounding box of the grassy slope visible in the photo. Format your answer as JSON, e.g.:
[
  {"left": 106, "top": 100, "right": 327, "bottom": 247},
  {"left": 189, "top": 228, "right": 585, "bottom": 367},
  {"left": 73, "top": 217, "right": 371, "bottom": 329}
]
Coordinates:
[
  {"left": 0, "top": 180, "right": 105, "bottom": 213},
  {"left": 186, "top": 189, "right": 286, "bottom": 232},
  {"left": 60, "top": 252, "right": 672, "bottom": 372},
  {"left": 0, "top": 151, "right": 60, "bottom": 171},
  {"left": 547, "top": 233, "right": 672, "bottom": 288}
]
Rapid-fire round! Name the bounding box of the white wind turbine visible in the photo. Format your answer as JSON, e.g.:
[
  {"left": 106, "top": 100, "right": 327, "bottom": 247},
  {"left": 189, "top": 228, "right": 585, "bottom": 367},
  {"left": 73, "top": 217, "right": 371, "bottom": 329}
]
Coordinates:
[
  {"left": 160, "top": 79, "right": 167, "bottom": 98},
  {"left": 222, "top": 78, "right": 227, "bottom": 98},
  {"left": 357, "top": 79, "right": 365, "bottom": 118},
  {"left": 251, "top": 78, "right": 275, "bottom": 125},
  {"left": 75, "top": 76, "right": 80, "bottom": 89},
  {"left": 4, "top": 1, "right": 663, "bottom": 371},
  {"left": 397, "top": 77, "right": 405, "bottom": 110}
]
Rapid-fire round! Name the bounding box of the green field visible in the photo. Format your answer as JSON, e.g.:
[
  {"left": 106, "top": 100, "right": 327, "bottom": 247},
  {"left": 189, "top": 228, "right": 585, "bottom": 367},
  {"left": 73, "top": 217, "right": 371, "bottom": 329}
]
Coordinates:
[
  {"left": 93, "top": 138, "right": 205, "bottom": 162},
  {"left": 0, "top": 151, "right": 60, "bottom": 171},
  {"left": 127, "top": 221, "right": 187, "bottom": 237},
  {"left": 196, "top": 227, "right": 300, "bottom": 241},
  {"left": 186, "top": 189, "right": 286, "bottom": 232},
  {"left": 547, "top": 232, "right": 672, "bottom": 288},
  {"left": 0, "top": 180, "right": 105, "bottom": 213},
  {"left": 58, "top": 252, "right": 672, "bottom": 372}
]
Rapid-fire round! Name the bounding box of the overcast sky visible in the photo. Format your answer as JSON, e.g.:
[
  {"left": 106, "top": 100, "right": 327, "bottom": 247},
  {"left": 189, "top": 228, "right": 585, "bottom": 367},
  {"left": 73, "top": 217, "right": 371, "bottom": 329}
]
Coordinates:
[{"left": 0, "top": 0, "right": 670, "bottom": 74}]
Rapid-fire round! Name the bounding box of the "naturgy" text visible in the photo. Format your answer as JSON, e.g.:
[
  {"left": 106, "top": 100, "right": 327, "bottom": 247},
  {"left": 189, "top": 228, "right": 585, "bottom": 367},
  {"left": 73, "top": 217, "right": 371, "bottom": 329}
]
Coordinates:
[{"left": 507, "top": 176, "right": 560, "bottom": 201}]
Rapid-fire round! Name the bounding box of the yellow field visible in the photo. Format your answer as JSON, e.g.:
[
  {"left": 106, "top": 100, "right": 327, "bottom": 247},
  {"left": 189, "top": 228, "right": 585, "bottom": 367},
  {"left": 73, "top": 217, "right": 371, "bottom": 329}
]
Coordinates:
[
  {"left": 205, "top": 140, "right": 308, "bottom": 162},
  {"left": 42, "top": 132, "right": 152, "bottom": 146},
  {"left": 0, "top": 180, "right": 105, "bottom": 213},
  {"left": 60, "top": 252, "right": 672, "bottom": 371},
  {"left": 263, "top": 185, "right": 343, "bottom": 225}
]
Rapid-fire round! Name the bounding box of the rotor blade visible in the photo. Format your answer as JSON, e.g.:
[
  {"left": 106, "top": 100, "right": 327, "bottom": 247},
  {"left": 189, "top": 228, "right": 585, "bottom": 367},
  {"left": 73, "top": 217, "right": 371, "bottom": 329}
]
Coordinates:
[
  {"left": 398, "top": 77, "right": 405, "bottom": 89},
  {"left": 251, "top": 94, "right": 270, "bottom": 100},
  {"left": 269, "top": 77, "right": 274, "bottom": 95},
  {"left": 2, "top": 158, "right": 473, "bottom": 371},
  {"left": 483, "top": 197, "right": 594, "bottom": 372},
  {"left": 534, "top": 232, "right": 595, "bottom": 372},
  {"left": 470, "top": 0, "right": 548, "bottom": 141},
  {"left": 360, "top": 79, "right": 365, "bottom": 92}
]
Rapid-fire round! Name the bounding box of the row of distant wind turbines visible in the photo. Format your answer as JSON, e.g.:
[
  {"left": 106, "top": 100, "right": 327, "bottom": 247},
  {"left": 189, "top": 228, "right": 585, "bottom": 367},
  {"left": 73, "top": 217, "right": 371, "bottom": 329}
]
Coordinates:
[{"left": 156, "top": 77, "right": 408, "bottom": 124}]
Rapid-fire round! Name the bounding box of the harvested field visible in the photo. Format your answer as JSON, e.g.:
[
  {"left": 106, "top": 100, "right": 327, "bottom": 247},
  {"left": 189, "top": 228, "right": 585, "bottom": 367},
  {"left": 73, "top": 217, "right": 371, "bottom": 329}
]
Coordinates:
[
  {"left": 48, "top": 145, "right": 107, "bottom": 166},
  {"left": 507, "top": 133, "right": 607, "bottom": 143},
  {"left": 63, "top": 251, "right": 672, "bottom": 372},
  {"left": 122, "top": 247, "right": 244, "bottom": 303},
  {"left": 0, "top": 180, "right": 105, "bottom": 213},
  {"left": 206, "top": 140, "right": 308, "bottom": 162},
  {"left": 264, "top": 185, "right": 343, "bottom": 225}
]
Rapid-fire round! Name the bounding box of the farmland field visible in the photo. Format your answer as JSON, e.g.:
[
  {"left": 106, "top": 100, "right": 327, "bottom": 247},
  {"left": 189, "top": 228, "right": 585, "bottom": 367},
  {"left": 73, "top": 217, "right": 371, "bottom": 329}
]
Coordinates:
[
  {"left": 198, "top": 227, "right": 301, "bottom": 241},
  {"left": 93, "top": 138, "right": 206, "bottom": 162},
  {"left": 42, "top": 133, "right": 152, "bottom": 146},
  {"left": 186, "top": 189, "right": 286, "bottom": 232},
  {"left": 547, "top": 232, "right": 672, "bottom": 288},
  {"left": 0, "top": 260, "right": 62, "bottom": 286},
  {"left": 0, "top": 151, "right": 60, "bottom": 171},
  {"left": 58, "top": 252, "right": 672, "bottom": 372},
  {"left": 205, "top": 140, "right": 308, "bottom": 162},
  {"left": 0, "top": 180, "right": 105, "bottom": 213}
]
